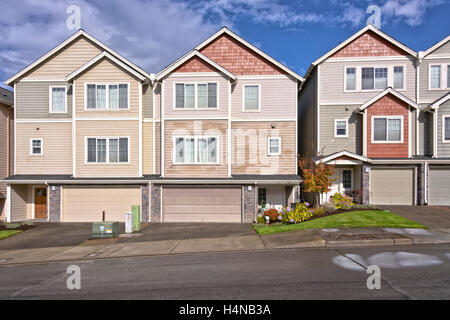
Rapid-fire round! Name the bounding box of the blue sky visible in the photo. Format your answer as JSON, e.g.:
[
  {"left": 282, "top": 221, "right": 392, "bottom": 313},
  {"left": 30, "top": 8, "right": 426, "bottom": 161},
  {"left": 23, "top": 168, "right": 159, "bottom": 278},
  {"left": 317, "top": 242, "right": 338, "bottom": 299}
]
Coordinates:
[{"left": 1, "top": 0, "right": 449, "bottom": 90}]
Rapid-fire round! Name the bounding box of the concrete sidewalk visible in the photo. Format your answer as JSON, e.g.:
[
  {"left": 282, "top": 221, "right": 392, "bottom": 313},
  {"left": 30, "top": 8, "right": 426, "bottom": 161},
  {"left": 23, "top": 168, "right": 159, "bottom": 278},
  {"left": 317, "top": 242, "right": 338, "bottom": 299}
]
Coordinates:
[{"left": 1, "top": 226, "right": 450, "bottom": 265}]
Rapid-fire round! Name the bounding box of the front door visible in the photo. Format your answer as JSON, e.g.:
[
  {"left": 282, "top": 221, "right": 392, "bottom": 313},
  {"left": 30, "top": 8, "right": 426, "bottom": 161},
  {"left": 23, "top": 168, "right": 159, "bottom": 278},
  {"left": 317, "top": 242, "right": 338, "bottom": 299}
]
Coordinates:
[{"left": 34, "top": 187, "right": 47, "bottom": 219}]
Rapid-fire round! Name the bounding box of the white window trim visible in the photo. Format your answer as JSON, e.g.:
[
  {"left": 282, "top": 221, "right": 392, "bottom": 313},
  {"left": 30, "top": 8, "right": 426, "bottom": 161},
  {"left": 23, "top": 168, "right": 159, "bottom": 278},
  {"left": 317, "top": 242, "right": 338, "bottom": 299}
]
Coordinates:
[
  {"left": 428, "top": 64, "right": 445, "bottom": 90},
  {"left": 172, "top": 135, "right": 220, "bottom": 165},
  {"left": 30, "top": 138, "right": 43, "bottom": 156},
  {"left": 267, "top": 137, "right": 281, "bottom": 156},
  {"left": 341, "top": 168, "right": 353, "bottom": 190},
  {"left": 447, "top": 64, "right": 450, "bottom": 89},
  {"left": 334, "top": 119, "right": 349, "bottom": 137},
  {"left": 242, "top": 84, "right": 261, "bottom": 112},
  {"left": 49, "top": 86, "right": 68, "bottom": 114},
  {"left": 84, "top": 136, "right": 130, "bottom": 164},
  {"left": 84, "top": 82, "right": 131, "bottom": 110},
  {"left": 344, "top": 66, "right": 406, "bottom": 92},
  {"left": 371, "top": 115, "right": 404, "bottom": 144},
  {"left": 343, "top": 67, "right": 357, "bottom": 92},
  {"left": 442, "top": 115, "right": 450, "bottom": 144},
  {"left": 173, "top": 82, "right": 219, "bottom": 110},
  {"left": 392, "top": 65, "right": 406, "bottom": 91}
]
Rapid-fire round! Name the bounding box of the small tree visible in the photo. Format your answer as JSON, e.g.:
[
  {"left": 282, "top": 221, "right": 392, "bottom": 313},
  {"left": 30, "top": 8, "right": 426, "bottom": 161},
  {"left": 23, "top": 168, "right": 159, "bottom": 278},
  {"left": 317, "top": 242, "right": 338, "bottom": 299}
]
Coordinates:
[{"left": 299, "top": 155, "right": 335, "bottom": 207}]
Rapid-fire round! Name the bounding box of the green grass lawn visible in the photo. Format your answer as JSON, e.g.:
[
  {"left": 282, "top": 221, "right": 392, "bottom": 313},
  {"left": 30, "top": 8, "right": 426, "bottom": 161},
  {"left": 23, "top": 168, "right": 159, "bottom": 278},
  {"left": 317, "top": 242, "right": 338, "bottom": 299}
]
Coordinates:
[
  {"left": 0, "top": 230, "right": 22, "bottom": 240},
  {"left": 253, "top": 210, "right": 425, "bottom": 235}
]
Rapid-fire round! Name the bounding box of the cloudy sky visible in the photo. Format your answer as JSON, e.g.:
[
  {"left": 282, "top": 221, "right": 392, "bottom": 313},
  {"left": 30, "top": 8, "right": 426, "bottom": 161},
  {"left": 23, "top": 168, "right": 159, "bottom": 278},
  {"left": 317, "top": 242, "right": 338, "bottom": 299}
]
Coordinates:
[{"left": 1, "top": 0, "right": 449, "bottom": 88}]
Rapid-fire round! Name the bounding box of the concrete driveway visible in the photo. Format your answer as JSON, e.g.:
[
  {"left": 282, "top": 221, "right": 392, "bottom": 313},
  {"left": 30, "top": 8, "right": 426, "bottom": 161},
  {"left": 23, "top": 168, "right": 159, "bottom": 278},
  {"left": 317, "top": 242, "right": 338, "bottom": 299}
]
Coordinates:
[{"left": 379, "top": 205, "right": 450, "bottom": 228}]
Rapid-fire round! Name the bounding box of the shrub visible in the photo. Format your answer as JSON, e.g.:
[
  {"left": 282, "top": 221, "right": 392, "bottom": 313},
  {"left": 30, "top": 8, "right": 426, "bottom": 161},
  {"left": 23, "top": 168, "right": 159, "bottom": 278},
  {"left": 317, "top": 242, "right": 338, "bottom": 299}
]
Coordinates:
[
  {"left": 256, "top": 214, "right": 266, "bottom": 224},
  {"left": 313, "top": 207, "right": 326, "bottom": 216},
  {"left": 263, "top": 208, "right": 280, "bottom": 222},
  {"left": 322, "top": 201, "right": 337, "bottom": 213},
  {"left": 280, "top": 203, "right": 313, "bottom": 224},
  {"left": 330, "top": 193, "right": 354, "bottom": 210},
  {"left": 352, "top": 204, "right": 380, "bottom": 210}
]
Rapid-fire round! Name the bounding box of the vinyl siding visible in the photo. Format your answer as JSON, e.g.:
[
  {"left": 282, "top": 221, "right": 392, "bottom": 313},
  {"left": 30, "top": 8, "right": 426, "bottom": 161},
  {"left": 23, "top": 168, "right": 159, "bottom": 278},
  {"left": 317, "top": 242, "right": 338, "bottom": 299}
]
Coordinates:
[
  {"left": 231, "top": 121, "right": 296, "bottom": 175},
  {"left": 74, "top": 58, "right": 140, "bottom": 118},
  {"left": 22, "top": 37, "right": 102, "bottom": 80},
  {"left": 437, "top": 100, "right": 450, "bottom": 157},
  {"left": 419, "top": 58, "right": 450, "bottom": 102},
  {"left": 75, "top": 120, "right": 139, "bottom": 177},
  {"left": 154, "top": 83, "right": 161, "bottom": 120},
  {"left": 16, "top": 81, "right": 72, "bottom": 119},
  {"left": 10, "top": 185, "right": 31, "bottom": 221},
  {"left": 16, "top": 122, "right": 72, "bottom": 174},
  {"left": 143, "top": 84, "right": 153, "bottom": 119},
  {"left": 428, "top": 40, "right": 450, "bottom": 56},
  {"left": 298, "top": 70, "right": 317, "bottom": 157},
  {"left": 320, "top": 59, "right": 416, "bottom": 104},
  {"left": 143, "top": 122, "right": 154, "bottom": 174},
  {"left": 164, "top": 120, "right": 228, "bottom": 177},
  {"left": 0, "top": 104, "right": 9, "bottom": 197},
  {"left": 319, "top": 105, "right": 362, "bottom": 155},
  {"left": 231, "top": 77, "right": 297, "bottom": 120},
  {"left": 155, "top": 121, "right": 161, "bottom": 175}
]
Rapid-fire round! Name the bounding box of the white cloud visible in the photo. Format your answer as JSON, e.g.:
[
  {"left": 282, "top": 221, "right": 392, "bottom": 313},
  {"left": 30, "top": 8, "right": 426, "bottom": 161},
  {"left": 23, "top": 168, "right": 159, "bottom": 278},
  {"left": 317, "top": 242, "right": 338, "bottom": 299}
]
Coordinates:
[{"left": 381, "top": 0, "right": 446, "bottom": 26}]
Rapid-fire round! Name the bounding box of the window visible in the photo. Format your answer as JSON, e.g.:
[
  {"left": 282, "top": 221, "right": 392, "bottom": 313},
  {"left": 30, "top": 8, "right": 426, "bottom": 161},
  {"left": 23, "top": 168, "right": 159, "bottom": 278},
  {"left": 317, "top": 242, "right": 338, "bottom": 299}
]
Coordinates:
[
  {"left": 342, "top": 170, "right": 352, "bottom": 189},
  {"left": 175, "top": 83, "right": 217, "bottom": 109},
  {"left": 361, "top": 67, "right": 374, "bottom": 90},
  {"left": 373, "top": 117, "right": 402, "bottom": 143},
  {"left": 394, "top": 66, "right": 404, "bottom": 89},
  {"left": 375, "top": 67, "right": 388, "bottom": 90},
  {"left": 258, "top": 188, "right": 267, "bottom": 205},
  {"left": 444, "top": 116, "right": 450, "bottom": 143},
  {"left": 335, "top": 119, "right": 348, "bottom": 137},
  {"left": 174, "top": 137, "right": 218, "bottom": 164},
  {"left": 345, "top": 68, "right": 356, "bottom": 91},
  {"left": 430, "top": 65, "right": 441, "bottom": 89},
  {"left": 30, "top": 139, "right": 42, "bottom": 155},
  {"left": 268, "top": 137, "right": 281, "bottom": 156},
  {"left": 87, "top": 137, "right": 129, "bottom": 163},
  {"left": 86, "top": 83, "right": 128, "bottom": 109},
  {"left": 49, "top": 87, "right": 66, "bottom": 113},
  {"left": 243, "top": 85, "right": 260, "bottom": 111}
]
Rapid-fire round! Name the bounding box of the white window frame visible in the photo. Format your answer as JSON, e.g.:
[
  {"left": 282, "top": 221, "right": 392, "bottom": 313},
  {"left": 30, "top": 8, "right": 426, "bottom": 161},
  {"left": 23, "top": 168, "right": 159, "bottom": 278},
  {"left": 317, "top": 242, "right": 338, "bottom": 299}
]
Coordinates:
[
  {"left": 428, "top": 64, "right": 444, "bottom": 90},
  {"left": 344, "top": 67, "right": 357, "bottom": 92},
  {"left": 84, "top": 82, "right": 130, "bottom": 110},
  {"left": 334, "top": 119, "right": 349, "bottom": 137},
  {"left": 371, "top": 115, "right": 404, "bottom": 144},
  {"left": 242, "top": 84, "right": 261, "bottom": 112},
  {"left": 392, "top": 65, "right": 406, "bottom": 90},
  {"left": 49, "top": 86, "right": 67, "bottom": 113},
  {"left": 172, "top": 136, "right": 220, "bottom": 165},
  {"left": 345, "top": 66, "right": 405, "bottom": 92},
  {"left": 442, "top": 115, "right": 450, "bottom": 144},
  {"left": 30, "top": 138, "right": 43, "bottom": 156},
  {"left": 85, "top": 137, "right": 130, "bottom": 164},
  {"left": 173, "top": 82, "right": 219, "bottom": 110},
  {"left": 267, "top": 137, "right": 281, "bottom": 156}
]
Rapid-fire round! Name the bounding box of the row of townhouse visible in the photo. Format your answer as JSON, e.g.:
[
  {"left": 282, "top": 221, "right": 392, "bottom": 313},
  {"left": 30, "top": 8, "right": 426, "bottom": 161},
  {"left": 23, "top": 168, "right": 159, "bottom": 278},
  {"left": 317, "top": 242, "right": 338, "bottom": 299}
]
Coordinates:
[
  {"left": 299, "top": 25, "right": 450, "bottom": 206},
  {"left": 2, "top": 25, "right": 449, "bottom": 223}
]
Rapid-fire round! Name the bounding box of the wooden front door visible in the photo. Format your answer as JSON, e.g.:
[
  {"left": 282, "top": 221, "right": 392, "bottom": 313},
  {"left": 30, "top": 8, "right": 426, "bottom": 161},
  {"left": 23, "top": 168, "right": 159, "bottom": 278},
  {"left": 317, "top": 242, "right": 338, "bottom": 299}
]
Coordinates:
[{"left": 34, "top": 187, "right": 47, "bottom": 219}]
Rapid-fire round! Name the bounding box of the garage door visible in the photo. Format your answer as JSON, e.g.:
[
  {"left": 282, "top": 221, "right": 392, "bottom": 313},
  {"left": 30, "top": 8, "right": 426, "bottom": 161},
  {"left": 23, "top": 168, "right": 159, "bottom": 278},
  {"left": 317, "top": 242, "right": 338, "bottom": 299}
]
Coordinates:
[
  {"left": 428, "top": 167, "right": 450, "bottom": 205},
  {"left": 162, "top": 187, "right": 241, "bottom": 222},
  {"left": 63, "top": 186, "right": 141, "bottom": 222},
  {"left": 370, "top": 168, "right": 414, "bottom": 205}
]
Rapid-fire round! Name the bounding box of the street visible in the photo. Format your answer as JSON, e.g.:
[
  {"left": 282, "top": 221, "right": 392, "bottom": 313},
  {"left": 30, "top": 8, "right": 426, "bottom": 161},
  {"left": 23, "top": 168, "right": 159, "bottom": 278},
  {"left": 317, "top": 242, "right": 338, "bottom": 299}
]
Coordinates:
[{"left": 1, "top": 244, "right": 449, "bottom": 300}]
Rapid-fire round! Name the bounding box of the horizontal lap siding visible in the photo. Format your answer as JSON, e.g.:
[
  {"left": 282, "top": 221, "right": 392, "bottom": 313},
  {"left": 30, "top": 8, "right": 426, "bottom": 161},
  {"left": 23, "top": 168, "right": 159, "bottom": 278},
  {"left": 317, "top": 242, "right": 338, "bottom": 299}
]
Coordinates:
[
  {"left": 16, "top": 81, "right": 72, "bottom": 119},
  {"left": 418, "top": 111, "right": 433, "bottom": 156},
  {"left": 155, "top": 122, "right": 161, "bottom": 174},
  {"left": 319, "top": 105, "right": 362, "bottom": 155},
  {"left": 142, "top": 84, "right": 153, "bottom": 119},
  {"left": 0, "top": 105, "right": 8, "bottom": 197},
  {"left": 11, "top": 185, "right": 31, "bottom": 221},
  {"left": 231, "top": 77, "right": 297, "bottom": 120},
  {"left": 419, "top": 57, "right": 450, "bottom": 102},
  {"left": 164, "top": 120, "right": 228, "bottom": 177},
  {"left": 298, "top": 70, "right": 317, "bottom": 157},
  {"left": 23, "top": 37, "right": 102, "bottom": 80},
  {"left": 75, "top": 120, "right": 139, "bottom": 177},
  {"left": 16, "top": 122, "right": 72, "bottom": 174},
  {"left": 438, "top": 101, "right": 450, "bottom": 157},
  {"left": 143, "top": 122, "right": 153, "bottom": 174},
  {"left": 231, "top": 121, "right": 296, "bottom": 175}
]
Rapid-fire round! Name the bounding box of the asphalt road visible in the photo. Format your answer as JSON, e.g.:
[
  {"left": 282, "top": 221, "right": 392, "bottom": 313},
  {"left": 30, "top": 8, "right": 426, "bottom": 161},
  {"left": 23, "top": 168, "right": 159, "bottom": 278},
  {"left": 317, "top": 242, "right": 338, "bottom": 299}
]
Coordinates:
[{"left": 0, "top": 244, "right": 449, "bottom": 300}]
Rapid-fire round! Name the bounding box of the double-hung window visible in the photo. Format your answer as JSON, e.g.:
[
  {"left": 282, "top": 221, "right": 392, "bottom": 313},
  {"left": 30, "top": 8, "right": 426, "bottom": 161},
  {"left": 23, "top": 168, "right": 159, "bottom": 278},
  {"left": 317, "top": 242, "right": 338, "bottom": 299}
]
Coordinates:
[
  {"left": 174, "top": 136, "right": 218, "bottom": 164},
  {"left": 49, "top": 87, "right": 67, "bottom": 113},
  {"left": 345, "top": 68, "right": 356, "bottom": 91},
  {"left": 444, "top": 116, "right": 450, "bottom": 143},
  {"left": 393, "top": 66, "right": 404, "bottom": 89},
  {"left": 243, "top": 85, "right": 260, "bottom": 111},
  {"left": 373, "top": 116, "right": 402, "bottom": 143},
  {"left": 361, "top": 67, "right": 374, "bottom": 90},
  {"left": 268, "top": 137, "right": 281, "bottom": 156},
  {"left": 335, "top": 119, "right": 348, "bottom": 137},
  {"left": 86, "top": 83, "right": 128, "bottom": 109},
  {"left": 374, "top": 67, "right": 388, "bottom": 90},
  {"left": 430, "top": 65, "right": 441, "bottom": 89},
  {"left": 175, "top": 83, "right": 217, "bottom": 109},
  {"left": 30, "top": 139, "right": 43, "bottom": 155},
  {"left": 87, "top": 137, "right": 129, "bottom": 163}
]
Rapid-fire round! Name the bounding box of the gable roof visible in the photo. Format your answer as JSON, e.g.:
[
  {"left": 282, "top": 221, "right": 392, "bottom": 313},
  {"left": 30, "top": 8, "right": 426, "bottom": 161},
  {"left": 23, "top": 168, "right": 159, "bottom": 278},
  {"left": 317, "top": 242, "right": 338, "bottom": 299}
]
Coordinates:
[
  {"left": 358, "top": 87, "right": 419, "bottom": 111},
  {"left": 315, "top": 151, "right": 369, "bottom": 164},
  {"left": 0, "top": 87, "right": 13, "bottom": 106},
  {"left": 66, "top": 51, "right": 147, "bottom": 81},
  {"left": 304, "top": 24, "right": 417, "bottom": 80},
  {"left": 156, "top": 50, "right": 236, "bottom": 81},
  {"left": 194, "top": 27, "right": 304, "bottom": 82},
  {"left": 422, "top": 35, "right": 450, "bottom": 58},
  {"left": 425, "top": 92, "right": 450, "bottom": 111},
  {"left": 6, "top": 30, "right": 152, "bottom": 85}
]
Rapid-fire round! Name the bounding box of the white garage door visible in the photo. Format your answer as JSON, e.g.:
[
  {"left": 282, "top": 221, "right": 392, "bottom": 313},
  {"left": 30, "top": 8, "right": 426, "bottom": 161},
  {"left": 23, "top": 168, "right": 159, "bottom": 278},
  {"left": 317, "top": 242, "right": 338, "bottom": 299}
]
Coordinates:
[
  {"left": 162, "top": 187, "right": 242, "bottom": 222},
  {"left": 370, "top": 168, "right": 414, "bottom": 205},
  {"left": 428, "top": 167, "right": 450, "bottom": 205},
  {"left": 63, "top": 186, "right": 141, "bottom": 222}
]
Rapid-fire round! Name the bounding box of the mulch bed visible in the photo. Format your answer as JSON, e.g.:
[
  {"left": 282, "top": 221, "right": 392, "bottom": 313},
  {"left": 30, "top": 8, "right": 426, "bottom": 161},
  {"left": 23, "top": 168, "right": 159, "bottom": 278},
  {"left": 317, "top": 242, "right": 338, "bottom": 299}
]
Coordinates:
[{"left": 0, "top": 224, "right": 35, "bottom": 231}]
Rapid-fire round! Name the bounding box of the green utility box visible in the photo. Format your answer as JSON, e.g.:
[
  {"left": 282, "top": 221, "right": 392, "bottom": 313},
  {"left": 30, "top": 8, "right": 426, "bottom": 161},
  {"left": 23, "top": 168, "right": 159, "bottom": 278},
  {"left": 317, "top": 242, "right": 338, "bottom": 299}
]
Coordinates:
[
  {"left": 92, "top": 221, "right": 119, "bottom": 238},
  {"left": 132, "top": 205, "right": 141, "bottom": 232}
]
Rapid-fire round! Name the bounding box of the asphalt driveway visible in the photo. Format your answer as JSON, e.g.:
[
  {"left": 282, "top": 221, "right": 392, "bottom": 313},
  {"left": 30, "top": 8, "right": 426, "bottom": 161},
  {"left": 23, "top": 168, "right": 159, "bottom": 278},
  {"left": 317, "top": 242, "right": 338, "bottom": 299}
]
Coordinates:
[{"left": 379, "top": 205, "right": 450, "bottom": 228}]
